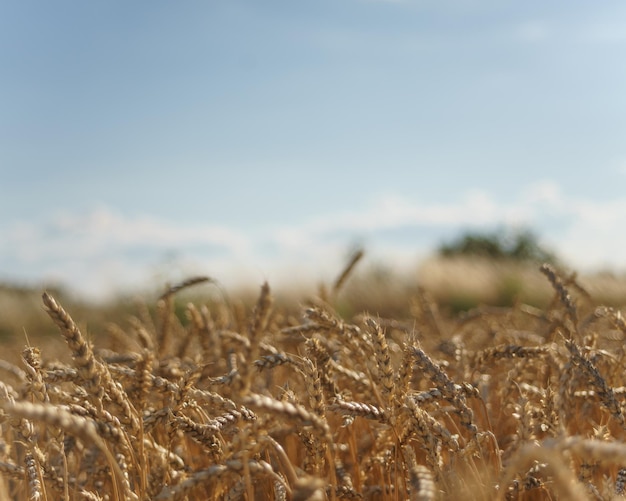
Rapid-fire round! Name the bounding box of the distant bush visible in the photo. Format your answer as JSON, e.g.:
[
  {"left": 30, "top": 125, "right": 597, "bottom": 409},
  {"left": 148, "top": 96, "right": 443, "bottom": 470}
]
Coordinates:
[{"left": 438, "top": 228, "right": 559, "bottom": 264}]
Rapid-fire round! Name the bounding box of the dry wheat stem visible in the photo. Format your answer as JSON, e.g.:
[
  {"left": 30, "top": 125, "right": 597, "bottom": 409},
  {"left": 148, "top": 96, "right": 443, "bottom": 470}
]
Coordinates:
[
  {"left": 7, "top": 265, "right": 626, "bottom": 499},
  {"left": 0, "top": 400, "right": 134, "bottom": 501}
]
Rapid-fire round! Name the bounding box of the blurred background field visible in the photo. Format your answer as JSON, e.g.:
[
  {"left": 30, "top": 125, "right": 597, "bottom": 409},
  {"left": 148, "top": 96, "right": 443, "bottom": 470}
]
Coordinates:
[{"left": 5, "top": 227, "right": 626, "bottom": 363}]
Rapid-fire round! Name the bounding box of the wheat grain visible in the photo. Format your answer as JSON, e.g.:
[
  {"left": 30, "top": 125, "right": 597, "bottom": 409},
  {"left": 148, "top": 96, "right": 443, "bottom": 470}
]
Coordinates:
[{"left": 7, "top": 265, "right": 626, "bottom": 499}]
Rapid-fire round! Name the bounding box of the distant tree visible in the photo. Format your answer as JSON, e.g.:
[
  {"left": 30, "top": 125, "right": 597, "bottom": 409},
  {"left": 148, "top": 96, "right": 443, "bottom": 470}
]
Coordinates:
[{"left": 438, "top": 228, "right": 559, "bottom": 265}]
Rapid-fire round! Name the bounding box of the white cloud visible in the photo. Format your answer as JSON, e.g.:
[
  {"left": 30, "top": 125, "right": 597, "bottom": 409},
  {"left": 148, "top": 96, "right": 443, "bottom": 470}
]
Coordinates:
[
  {"left": 521, "top": 181, "right": 563, "bottom": 207},
  {"left": 56, "top": 208, "right": 248, "bottom": 250},
  {"left": 4, "top": 183, "right": 626, "bottom": 300},
  {"left": 7, "top": 208, "right": 250, "bottom": 263}
]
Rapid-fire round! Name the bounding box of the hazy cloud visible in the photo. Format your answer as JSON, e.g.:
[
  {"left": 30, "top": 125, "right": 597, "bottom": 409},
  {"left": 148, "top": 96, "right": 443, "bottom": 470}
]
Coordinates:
[{"left": 3, "top": 183, "right": 626, "bottom": 300}]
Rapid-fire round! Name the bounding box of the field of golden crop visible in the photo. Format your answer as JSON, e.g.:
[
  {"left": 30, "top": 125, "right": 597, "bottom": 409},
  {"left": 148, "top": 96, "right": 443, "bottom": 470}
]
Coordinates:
[{"left": 3, "top": 256, "right": 626, "bottom": 500}]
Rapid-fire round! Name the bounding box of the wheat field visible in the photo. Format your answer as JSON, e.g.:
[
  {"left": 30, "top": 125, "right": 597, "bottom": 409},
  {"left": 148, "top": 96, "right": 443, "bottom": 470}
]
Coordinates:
[{"left": 2, "top": 260, "right": 626, "bottom": 500}]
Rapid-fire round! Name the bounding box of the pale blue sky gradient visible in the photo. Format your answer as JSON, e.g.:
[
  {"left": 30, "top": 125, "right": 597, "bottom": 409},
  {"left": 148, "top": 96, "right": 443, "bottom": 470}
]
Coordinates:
[{"left": 2, "top": 1, "right": 626, "bottom": 299}]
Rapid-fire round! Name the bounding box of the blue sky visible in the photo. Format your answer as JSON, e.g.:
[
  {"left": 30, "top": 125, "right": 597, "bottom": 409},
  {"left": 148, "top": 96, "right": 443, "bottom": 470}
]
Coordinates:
[{"left": 2, "top": 1, "right": 626, "bottom": 300}]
